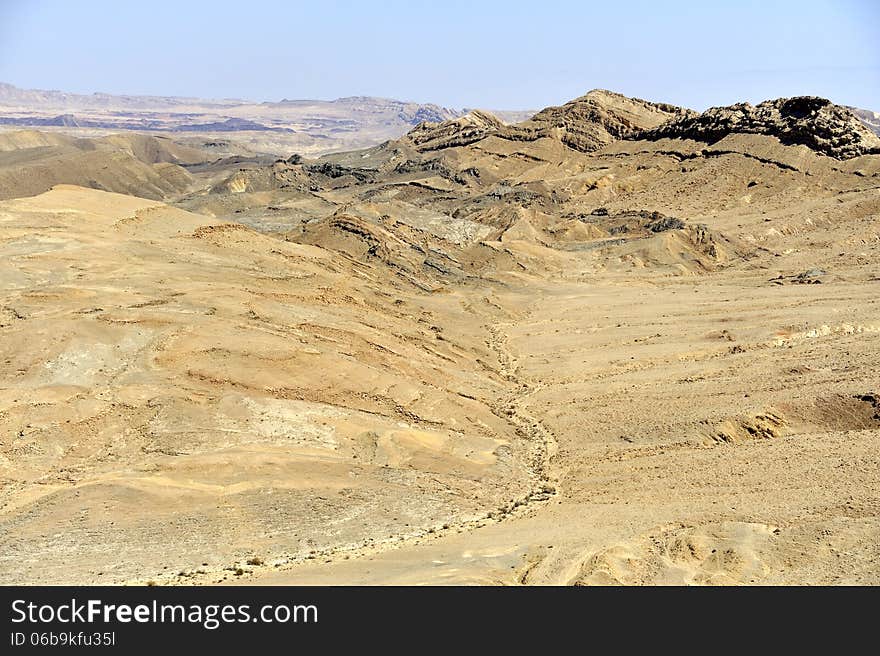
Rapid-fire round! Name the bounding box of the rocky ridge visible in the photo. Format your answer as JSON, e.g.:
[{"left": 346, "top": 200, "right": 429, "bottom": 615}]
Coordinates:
[
  {"left": 402, "top": 110, "right": 507, "bottom": 152},
  {"left": 496, "top": 89, "right": 689, "bottom": 152},
  {"left": 635, "top": 96, "right": 880, "bottom": 159}
]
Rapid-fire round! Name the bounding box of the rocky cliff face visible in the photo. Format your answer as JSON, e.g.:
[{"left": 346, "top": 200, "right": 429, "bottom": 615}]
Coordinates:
[{"left": 634, "top": 96, "right": 880, "bottom": 159}]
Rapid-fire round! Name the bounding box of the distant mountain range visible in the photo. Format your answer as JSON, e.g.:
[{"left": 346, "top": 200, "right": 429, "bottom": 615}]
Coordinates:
[
  {"left": 847, "top": 106, "right": 880, "bottom": 137},
  {"left": 0, "top": 83, "right": 533, "bottom": 156}
]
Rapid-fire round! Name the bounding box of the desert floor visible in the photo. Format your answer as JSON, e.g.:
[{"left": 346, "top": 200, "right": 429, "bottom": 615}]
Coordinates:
[{"left": 2, "top": 181, "right": 877, "bottom": 585}]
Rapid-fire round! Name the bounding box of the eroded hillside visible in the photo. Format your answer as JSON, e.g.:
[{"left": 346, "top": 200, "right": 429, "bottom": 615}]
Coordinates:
[{"left": 1, "top": 91, "right": 878, "bottom": 585}]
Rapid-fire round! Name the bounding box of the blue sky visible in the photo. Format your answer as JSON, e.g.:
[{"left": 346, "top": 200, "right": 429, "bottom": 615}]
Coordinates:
[{"left": 0, "top": 0, "right": 877, "bottom": 110}]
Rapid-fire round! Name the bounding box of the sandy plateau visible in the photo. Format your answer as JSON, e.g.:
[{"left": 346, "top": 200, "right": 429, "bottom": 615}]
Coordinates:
[{"left": 0, "top": 90, "right": 879, "bottom": 585}]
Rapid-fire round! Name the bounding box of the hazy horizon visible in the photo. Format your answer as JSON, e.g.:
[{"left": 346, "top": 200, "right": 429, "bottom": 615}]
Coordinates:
[{"left": 1, "top": 0, "right": 878, "bottom": 112}]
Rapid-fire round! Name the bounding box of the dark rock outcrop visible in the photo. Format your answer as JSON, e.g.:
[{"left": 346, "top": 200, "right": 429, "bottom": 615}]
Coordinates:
[
  {"left": 303, "top": 161, "right": 373, "bottom": 183},
  {"left": 634, "top": 96, "right": 880, "bottom": 159}
]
